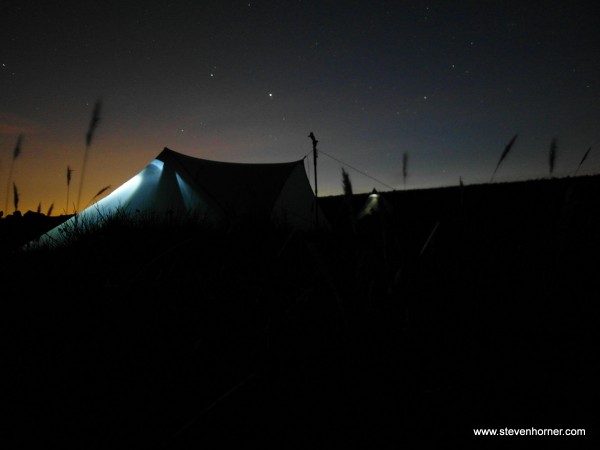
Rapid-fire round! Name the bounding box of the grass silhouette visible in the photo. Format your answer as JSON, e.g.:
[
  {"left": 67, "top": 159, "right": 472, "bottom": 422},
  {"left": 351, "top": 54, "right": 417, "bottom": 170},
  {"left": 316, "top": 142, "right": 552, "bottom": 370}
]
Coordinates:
[
  {"left": 2, "top": 115, "right": 599, "bottom": 447},
  {"left": 490, "top": 133, "right": 518, "bottom": 183},
  {"left": 575, "top": 146, "right": 592, "bottom": 176},
  {"left": 76, "top": 98, "right": 102, "bottom": 212},
  {"left": 549, "top": 137, "right": 558, "bottom": 177},
  {"left": 66, "top": 165, "right": 73, "bottom": 214},
  {"left": 402, "top": 151, "right": 408, "bottom": 189},
  {"left": 12, "top": 182, "right": 19, "bottom": 212},
  {"left": 4, "top": 134, "right": 23, "bottom": 214},
  {"left": 5, "top": 166, "right": 600, "bottom": 447}
]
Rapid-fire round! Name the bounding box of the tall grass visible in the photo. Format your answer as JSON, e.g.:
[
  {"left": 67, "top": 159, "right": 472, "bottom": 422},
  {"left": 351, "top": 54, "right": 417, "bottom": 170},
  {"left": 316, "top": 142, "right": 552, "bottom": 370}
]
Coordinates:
[
  {"left": 7, "top": 171, "right": 599, "bottom": 446},
  {"left": 341, "top": 167, "right": 353, "bottom": 198},
  {"left": 549, "top": 137, "right": 557, "bottom": 178},
  {"left": 490, "top": 133, "right": 518, "bottom": 182},
  {"left": 575, "top": 146, "right": 592, "bottom": 176},
  {"left": 4, "top": 134, "right": 23, "bottom": 214},
  {"left": 13, "top": 182, "right": 19, "bottom": 212},
  {"left": 86, "top": 185, "right": 111, "bottom": 208},
  {"left": 66, "top": 165, "right": 73, "bottom": 214},
  {"left": 4, "top": 119, "right": 598, "bottom": 449},
  {"left": 402, "top": 152, "right": 408, "bottom": 189},
  {"left": 76, "top": 99, "right": 102, "bottom": 212},
  {"left": 341, "top": 167, "right": 356, "bottom": 236}
]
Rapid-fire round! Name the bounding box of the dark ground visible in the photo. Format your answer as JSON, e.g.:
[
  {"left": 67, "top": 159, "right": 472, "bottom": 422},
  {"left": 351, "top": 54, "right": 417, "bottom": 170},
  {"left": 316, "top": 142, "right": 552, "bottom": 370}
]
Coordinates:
[{"left": 4, "top": 175, "right": 599, "bottom": 448}]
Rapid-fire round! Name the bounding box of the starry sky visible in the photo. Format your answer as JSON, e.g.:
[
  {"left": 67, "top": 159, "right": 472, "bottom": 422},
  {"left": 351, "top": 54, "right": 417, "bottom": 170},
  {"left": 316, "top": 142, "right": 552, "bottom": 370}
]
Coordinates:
[{"left": 1, "top": 0, "right": 598, "bottom": 214}]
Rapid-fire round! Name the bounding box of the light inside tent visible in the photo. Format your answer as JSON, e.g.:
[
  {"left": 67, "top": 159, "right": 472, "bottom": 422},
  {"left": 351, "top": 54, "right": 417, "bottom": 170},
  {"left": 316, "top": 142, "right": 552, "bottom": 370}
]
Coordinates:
[
  {"left": 107, "top": 166, "right": 145, "bottom": 198},
  {"left": 176, "top": 172, "right": 203, "bottom": 211},
  {"left": 358, "top": 194, "right": 380, "bottom": 219},
  {"left": 81, "top": 159, "right": 164, "bottom": 215},
  {"left": 31, "top": 159, "right": 167, "bottom": 248},
  {"left": 110, "top": 159, "right": 163, "bottom": 202}
]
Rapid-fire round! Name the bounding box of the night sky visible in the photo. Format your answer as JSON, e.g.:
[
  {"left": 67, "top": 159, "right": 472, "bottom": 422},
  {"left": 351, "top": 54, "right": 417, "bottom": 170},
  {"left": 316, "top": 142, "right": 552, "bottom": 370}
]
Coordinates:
[{"left": 1, "top": 0, "right": 598, "bottom": 214}]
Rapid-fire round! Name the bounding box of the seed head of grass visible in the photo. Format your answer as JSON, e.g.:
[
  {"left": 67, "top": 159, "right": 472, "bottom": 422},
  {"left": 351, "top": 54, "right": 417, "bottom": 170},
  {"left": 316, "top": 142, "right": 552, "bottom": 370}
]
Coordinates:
[{"left": 490, "top": 133, "right": 518, "bottom": 183}]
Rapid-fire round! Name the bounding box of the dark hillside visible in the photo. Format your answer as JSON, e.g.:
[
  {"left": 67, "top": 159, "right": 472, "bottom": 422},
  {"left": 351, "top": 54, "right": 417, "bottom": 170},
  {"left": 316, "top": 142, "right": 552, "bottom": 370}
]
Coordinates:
[
  {"left": 0, "top": 211, "right": 72, "bottom": 253},
  {"left": 6, "top": 174, "right": 599, "bottom": 448}
]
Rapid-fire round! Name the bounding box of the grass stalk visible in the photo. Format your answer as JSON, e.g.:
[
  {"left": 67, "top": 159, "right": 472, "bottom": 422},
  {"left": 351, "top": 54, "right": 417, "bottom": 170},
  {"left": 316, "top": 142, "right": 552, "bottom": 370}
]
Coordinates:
[
  {"left": 490, "top": 133, "right": 518, "bottom": 183},
  {"left": 574, "top": 146, "right": 592, "bottom": 176},
  {"left": 402, "top": 152, "right": 408, "bottom": 189},
  {"left": 549, "top": 137, "right": 557, "bottom": 178},
  {"left": 86, "top": 185, "right": 111, "bottom": 208},
  {"left": 4, "top": 134, "right": 23, "bottom": 215},
  {"left": 76, "top": 99, "right": 102, "bottom": 212},
  {"left": 13, "top": 182, "right": 19, "bottom": 212},
  {"left": 66, "top": 165, "right": 73, "bottom": 214}
]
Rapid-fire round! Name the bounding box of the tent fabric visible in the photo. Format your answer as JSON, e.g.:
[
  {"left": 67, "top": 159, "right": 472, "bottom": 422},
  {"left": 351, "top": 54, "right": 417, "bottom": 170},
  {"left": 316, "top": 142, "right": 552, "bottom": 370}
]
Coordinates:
[
  {"left": 161, "top": 149, "right": 300, "bottom": 221},
  {"left": 34, "top": 148, "right": 328, "bottom": 247}
]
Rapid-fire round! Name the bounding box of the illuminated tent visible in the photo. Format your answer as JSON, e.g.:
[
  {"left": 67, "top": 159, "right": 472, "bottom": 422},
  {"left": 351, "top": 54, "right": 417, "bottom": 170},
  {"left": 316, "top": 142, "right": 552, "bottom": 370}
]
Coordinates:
[
  {"left": 357, "top": 188, "right": 395, "bottom": 219},
  {"left": 34, "top": 147, "right": 328, "bottom": 247}
]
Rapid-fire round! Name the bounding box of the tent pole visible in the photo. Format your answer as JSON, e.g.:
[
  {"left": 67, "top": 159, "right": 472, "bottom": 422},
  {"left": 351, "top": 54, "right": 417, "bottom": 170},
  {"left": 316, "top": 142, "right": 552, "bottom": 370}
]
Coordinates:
[{"left": 308, "top": 132, "right": 319, "bottom": 230}]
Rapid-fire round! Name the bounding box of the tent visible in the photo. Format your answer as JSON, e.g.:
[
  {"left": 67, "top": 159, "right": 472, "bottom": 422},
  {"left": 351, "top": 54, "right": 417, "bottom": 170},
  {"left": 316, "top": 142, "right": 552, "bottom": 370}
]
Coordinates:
[
  {"left": 357, "top": 188, "right": 395, "bottom": 220},
  {"left": 34, "top": 148, "right": 328, "bottom": 247}
]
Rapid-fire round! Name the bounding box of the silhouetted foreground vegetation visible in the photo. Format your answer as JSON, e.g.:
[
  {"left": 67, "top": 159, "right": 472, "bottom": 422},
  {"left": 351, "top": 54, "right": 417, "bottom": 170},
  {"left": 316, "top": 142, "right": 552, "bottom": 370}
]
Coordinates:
[
  {"left": 6, "top": 175, "right": 598, "bottom": 447},
  {"left": 0, "top": 210, "right": 72, "bottom": 252}
]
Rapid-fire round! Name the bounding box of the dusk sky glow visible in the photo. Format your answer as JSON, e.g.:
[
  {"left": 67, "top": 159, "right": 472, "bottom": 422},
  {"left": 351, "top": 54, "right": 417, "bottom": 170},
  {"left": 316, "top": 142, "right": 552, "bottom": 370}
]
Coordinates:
[{"left": 1, "top": 0, "right": 598, "bottom": 214}]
